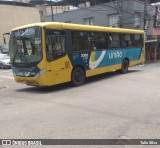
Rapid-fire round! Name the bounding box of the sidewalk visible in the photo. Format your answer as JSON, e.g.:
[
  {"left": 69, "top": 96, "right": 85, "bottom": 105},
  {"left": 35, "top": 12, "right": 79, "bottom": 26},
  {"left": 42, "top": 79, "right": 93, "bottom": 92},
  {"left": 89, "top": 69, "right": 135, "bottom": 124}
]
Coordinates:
[{"left": 145, "top": 60, "right": 160, "bottom": 65}]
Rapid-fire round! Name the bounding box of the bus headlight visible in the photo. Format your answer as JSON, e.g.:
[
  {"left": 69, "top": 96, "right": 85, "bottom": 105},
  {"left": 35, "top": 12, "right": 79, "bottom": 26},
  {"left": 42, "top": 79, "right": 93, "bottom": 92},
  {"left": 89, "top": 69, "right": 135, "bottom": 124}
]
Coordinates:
[{"left": 35, "top": 69, "right": 46, "bottom": 78}]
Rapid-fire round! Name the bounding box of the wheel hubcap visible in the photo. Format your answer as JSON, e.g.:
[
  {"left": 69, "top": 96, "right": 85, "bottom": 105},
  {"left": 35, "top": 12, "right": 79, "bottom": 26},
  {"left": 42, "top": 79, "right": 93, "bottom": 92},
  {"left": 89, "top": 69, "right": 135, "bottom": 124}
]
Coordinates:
[
  {"left": 75, "top": 71, "right": 82, "bottom": 82},
  {"left": 123, "top": 61, "right": 128, "bottom": 71}
]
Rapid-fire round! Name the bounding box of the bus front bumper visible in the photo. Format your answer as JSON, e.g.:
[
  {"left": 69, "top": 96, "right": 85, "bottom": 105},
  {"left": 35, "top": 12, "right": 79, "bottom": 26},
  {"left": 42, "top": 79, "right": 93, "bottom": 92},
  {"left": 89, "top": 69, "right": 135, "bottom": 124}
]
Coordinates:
[{"left": 14, "top": 75, "right": 48, "bottom": 86}]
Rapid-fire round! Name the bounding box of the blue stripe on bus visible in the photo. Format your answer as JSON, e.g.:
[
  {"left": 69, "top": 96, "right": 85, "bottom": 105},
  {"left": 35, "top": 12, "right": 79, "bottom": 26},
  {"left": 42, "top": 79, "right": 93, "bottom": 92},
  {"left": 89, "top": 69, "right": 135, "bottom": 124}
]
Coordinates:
[{"left": 68, "top": 48, "right": 141, "bottom": 70}]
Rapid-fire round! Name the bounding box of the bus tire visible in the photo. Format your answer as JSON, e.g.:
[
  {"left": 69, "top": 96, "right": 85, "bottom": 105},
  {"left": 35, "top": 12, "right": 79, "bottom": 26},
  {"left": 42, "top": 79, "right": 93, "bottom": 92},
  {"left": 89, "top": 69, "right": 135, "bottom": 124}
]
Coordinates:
[
  {"left": 71, "top": 67, "right": 85, "bottom": 86},
  {"left": 121, "top": 59, "right": 129, "bottom": 74}
]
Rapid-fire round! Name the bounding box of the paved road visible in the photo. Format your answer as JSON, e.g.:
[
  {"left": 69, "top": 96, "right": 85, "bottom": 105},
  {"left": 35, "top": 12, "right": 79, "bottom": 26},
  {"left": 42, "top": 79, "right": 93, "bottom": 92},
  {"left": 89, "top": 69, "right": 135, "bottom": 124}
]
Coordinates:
[
  {"left": 0, "top": 63, "right": 160, "bottom": 147},
  {"left": 0, "top": 69, "right": 14, "bottom": 88}
]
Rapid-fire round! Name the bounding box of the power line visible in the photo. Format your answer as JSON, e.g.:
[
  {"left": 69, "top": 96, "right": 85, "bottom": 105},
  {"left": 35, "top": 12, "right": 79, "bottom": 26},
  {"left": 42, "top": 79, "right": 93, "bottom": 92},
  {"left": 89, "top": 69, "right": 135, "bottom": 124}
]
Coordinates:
[
  {"left": 80, "top": 1, "right": 156, "bottom": 28},
  {"left": 50, "top": 2, "right": 123, "bottom": 22},
  {"left": 63, "top": 5, "right": 105, "bottom": 22},
  {"left": 102, "top": 3, "right": 134, "bottom": 16},
  {"left": 146, "top": 0, "right": 160, "bottom": 14},
  {"left": 46, "top": 0, "right": 156, "bottom": 29},
  {"left": 53, "top": 3, "right": 137, "bottom": 27},
  {"left": 55, "top": 0, "right": 147, "bottom": 24},
  {"left": 48, "top": 0, "right": 136, "bottom": 18}
]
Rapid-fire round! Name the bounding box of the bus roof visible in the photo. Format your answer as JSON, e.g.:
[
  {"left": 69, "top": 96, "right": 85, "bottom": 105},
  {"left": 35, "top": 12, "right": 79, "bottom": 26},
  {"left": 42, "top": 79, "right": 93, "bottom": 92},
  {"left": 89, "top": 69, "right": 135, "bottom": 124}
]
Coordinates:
[{"left": 12, "top": 22, "right": 144, "bottom": 34}]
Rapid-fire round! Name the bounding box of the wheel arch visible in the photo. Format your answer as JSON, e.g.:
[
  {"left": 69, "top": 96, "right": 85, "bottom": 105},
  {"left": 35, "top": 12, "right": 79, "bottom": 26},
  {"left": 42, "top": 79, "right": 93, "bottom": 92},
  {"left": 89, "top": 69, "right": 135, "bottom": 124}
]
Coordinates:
[
  {"left": 123, "top": 57, "right": 129, "bottom": 62},
  {"left": 71, "top": 65, "right": 86, "bottom": 86},
  {"left": 122, "top": 57, "right": 129, "bottom": 65},
  {"left": 72, "top": 65, "right": 86, "bottom": 77}
]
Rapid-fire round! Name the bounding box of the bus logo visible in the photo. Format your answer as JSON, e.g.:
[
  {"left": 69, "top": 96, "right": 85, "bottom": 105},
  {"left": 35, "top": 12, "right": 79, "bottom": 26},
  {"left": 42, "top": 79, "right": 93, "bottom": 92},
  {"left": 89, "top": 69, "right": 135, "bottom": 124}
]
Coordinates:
[
  {"left": 109, "top": 51, "right": 122, "bottom": 59},
  {"left": 81, "top": 53, "right": 88, "bottom": 60},
  {"left": 2, "top": 140, "right": 12, "bottom": 145},
  {"left": 89, "top": 51, "right": 106, "bottom": 69}
]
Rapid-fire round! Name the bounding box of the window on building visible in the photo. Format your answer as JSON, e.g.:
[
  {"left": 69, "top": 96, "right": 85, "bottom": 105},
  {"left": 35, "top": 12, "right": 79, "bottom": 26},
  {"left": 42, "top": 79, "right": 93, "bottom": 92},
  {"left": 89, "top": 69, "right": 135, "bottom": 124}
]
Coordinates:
[
  {"left": 155, "top": 5, "right": 160, "bottom": 27},
  {"left": 135, "top": 13, "right": 141, "bottom": 28},
  {"left": 39, "top": 11, "right": 45, "bottom": 22},
  {"left": 108, "top": 14, "right": 120, "bottom": 27},
  {"left": 84, "top": 18, "right": 93, "bottom": 25},
  {"left": 92, "top": 32, "right": 108, "bottom": 50},
  {"left": 71, "top": 31, "right": 92, "bottom": 51},
  {"left": 45, "top": 29, "right": 66, "bottom": 62},
  {"left": 108, "top": 33, "right": 120, "bottom": 48}
]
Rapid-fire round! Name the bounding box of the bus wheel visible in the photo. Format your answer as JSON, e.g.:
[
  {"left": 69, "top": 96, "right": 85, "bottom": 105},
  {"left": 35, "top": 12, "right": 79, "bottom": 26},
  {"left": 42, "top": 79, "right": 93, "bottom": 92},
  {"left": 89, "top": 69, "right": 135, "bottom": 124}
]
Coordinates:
[
  {"left": 72, "top": 67, "right": 85, "bottom": 86},
  {"left": 121, "top": 59, "right": 129, "bottom": 74}
]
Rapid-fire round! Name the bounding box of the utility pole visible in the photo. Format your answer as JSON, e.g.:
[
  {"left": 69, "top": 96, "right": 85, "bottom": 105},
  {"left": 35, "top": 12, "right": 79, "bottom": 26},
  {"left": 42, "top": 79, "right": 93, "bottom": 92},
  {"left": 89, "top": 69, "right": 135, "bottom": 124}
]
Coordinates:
[
  {"left": 144, "top": 0, "right": 147, "bottom": 34},
  {"left": 50, "top": 0, "right": 54, "bottom": 22},
  {"left": 118, "top": 0, "right": 122, "bottom": 28}
]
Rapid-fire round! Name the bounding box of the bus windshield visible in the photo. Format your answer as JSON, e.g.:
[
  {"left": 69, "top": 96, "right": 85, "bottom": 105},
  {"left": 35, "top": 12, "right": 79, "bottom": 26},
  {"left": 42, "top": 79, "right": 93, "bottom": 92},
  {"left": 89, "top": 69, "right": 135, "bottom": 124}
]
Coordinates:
[{"left": 9, "top": 27, "right": 42, "bottom": 67}]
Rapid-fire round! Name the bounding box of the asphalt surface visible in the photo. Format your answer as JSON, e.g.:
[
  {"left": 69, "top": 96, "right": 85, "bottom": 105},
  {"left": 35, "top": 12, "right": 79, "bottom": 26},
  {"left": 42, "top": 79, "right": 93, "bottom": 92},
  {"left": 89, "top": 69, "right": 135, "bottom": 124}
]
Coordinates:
[{"left": 0, "top": 62, "right": 160, "bottom": 147}]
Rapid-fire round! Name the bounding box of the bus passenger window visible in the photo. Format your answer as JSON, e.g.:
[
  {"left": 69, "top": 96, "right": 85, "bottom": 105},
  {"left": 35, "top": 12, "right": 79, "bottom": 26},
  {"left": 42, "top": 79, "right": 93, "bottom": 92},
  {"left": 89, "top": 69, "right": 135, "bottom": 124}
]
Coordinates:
[
  {"left": 71, "top": 31, "right": 91, "bottom": 51},
  {"left": 140, "top": 35, "right": 144, "bottom": 47},
  {"left": 45, "top": 29, "right": 66, "bottom": 62},
  {"left": 92, "top": 32, "right": 108, "bottom": 50},
  {"left": 122, "top": 34, "right": 131, "bottom": 48},
  {"left": 134, "top": 34, "right": 141, "bottom": 47},
  {"left": 72, "top": 38, "right": 80, "bottom": 51},
  {"left": 109, "top": 33, "right": 120, "bottom": 48}
]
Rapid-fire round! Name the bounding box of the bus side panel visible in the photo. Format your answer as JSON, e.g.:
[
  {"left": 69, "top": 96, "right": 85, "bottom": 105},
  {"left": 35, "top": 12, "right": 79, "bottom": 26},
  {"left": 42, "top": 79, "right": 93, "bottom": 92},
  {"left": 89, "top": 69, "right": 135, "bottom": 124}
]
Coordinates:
[
  {"left": 43, "top": 55, "right": 73, "bottom": 85},
  {"left": 67, "top": 48, "right": 142, "bottom": 78},
  {"left": 130, "top": 47, "right": 145, "bottom": 66}
]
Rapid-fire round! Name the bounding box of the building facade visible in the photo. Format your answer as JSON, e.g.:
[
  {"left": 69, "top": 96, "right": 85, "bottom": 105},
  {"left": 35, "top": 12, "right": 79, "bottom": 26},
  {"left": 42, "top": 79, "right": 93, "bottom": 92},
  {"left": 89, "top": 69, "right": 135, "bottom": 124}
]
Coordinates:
[
  {"left": 39, "top": 5, "right": 71, "bottom": 22},
  {"left": 14, "top": 0, "right": 31, "bottom": 3},
  {"left": 145, "top": 2, "right": 160, "bottom": 62},
  {"left": 45, "top": 0, "right": 157, "bottom": 62},
  {"left": 0, "top": 1, "right": 40, "bottom": 44},
  {"left": 45, "top": 0, "right": 153, "bottom": 35}
]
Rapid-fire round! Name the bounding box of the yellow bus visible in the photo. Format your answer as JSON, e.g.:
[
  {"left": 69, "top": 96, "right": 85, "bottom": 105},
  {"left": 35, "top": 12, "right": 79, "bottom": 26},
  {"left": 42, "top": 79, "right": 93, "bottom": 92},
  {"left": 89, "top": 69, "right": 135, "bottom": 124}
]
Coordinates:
[{"left": 9, "top": 22, "right": 144, "bottom": 86}]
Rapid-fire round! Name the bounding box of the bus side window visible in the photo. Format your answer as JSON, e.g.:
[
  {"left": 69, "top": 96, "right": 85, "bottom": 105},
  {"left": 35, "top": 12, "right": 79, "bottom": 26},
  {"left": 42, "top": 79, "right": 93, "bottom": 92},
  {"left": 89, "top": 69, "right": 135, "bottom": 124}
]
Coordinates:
[
  {"left": 46, "top": 35, "right": 53, "bottom": 62},
  {"left": 130, "top": 35, "right": 135, "bottom": 47},
  {"left": 140, "top": 35, "right": 144, "bottom": 47},
  {"left": 45, "top": 29, "right": 66, "bottom": 62},
  {"left": 127, "top": 35, "right": 132, "bottom": 47},
  {"left": 122, "top": 34, "right": 132, "bottom": 48},
  {"left": 121, "top": 34, "right": 126, "bottom": 47},
  {"left": 71, "top": 31, "right": 92, "bottom": 51},
  {"left": 92, "top": 32, "right": 108, "bottom": 50},
  {"left": 133, "top": 34, "right": 141, "bottom": 48},
  {"left": 109, "top": 33, "right": 120, "bottom": 48}
]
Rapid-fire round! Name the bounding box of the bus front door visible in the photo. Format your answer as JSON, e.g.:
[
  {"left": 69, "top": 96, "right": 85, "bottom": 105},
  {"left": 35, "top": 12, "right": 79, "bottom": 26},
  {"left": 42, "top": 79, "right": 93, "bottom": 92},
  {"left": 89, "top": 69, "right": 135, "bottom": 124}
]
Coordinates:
[{"left": 52, "top": 57, "right": 71, "bottom": 85}]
